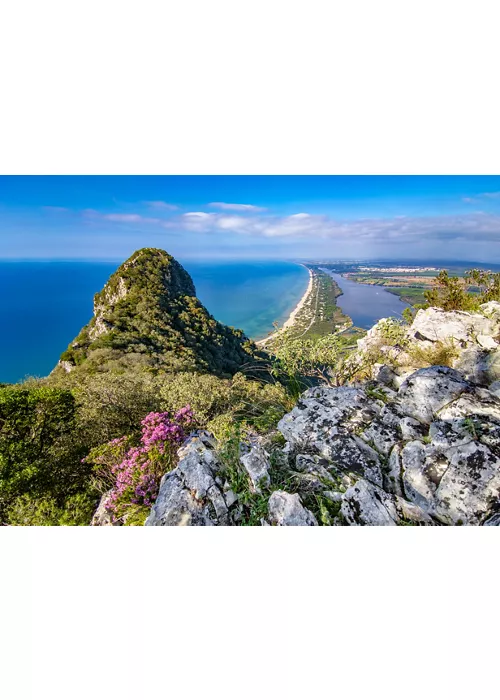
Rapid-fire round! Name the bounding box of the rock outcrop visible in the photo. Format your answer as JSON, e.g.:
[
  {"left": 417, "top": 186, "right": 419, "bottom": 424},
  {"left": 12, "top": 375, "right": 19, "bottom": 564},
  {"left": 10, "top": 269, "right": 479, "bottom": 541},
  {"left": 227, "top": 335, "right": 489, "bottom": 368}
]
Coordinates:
[
  {"left": 54, "top": 247, "right": 260, "bottom": 377},
  {"left": 141, "top": 303, "right": 500, "bottom": 526}
]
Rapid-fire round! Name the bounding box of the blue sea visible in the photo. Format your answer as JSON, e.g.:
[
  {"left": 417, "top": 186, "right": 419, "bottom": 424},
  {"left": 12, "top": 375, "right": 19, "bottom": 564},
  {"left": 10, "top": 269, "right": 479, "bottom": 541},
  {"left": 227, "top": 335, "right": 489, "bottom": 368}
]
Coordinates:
[{"left": 0, "top": 260, "right": 309, "bottom": 384}]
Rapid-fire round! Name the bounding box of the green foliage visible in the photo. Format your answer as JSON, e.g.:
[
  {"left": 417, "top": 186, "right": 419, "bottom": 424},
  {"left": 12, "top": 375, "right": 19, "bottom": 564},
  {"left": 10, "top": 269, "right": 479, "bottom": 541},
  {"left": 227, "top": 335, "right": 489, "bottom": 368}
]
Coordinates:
[
  {"left": 466, "top": 268, "right": 500, "bottom": 303},
  {"left": 271, "top": 330, "right": 365, "bottom": 387},
  {"left": 158, "top": 371, "right": 293, "bottom": 436},
  {"left": 377, "top": 318, "right": 409, "bottom": 347},
  {"left": 56, "top": 248, "right": 263, "bottom": 377},
  {"left": 365, "top": 386, "right": 389, "bottom": 403},
  {"left": 402, "top": 307, "right": 416, "bottom": 325},
  {"left": 65, "top": 371, "right": 163, "bottom": 446},
  {"left": 6, "top": 492, "right": 97, "bottom": 526},
  {"left": 0, "top": 386, "right": 90, "bottom": 520},
  {"left": 423, "top": 268, "right": 500, "bottom": 312}
]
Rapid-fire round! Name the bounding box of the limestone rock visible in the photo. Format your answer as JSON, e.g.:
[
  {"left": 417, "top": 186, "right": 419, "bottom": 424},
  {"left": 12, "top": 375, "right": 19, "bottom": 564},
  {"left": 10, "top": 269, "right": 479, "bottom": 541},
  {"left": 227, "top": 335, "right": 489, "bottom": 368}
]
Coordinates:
[
  {"left": 409, "top": 307, "right": 498, "bottom": 345},
  {"left": 454, "top": 347, "right": 500, "bottom": 386},
  {"left": 360, "top": 418, "right": 400, "bottom": 457},
  {"left": 146, "top": 434, "right": 230, "bottom": 526},
  {"left": 340, "top": 479, "right": 432, "bottom": 526},
  {"left": 267, "top": 491, "right": 318, "bottom": 526},
  {"left": 239, "top": 443, "right": 271, "bottom": 493},
  {"left": 483, "top": 512, "right": 500, "bottom": 526},
  {"left": 277, "top": 386, "right": 383, "bottom": 485},
  {"left": 479, "top": 300, "right": 500, "bottom": 323},
  {"left": 398, "top": 366, "right": 469, "bottom": 423},
  {"left": 437, "top": 388, "right": 500, "bottom": 423},
  {"left": 372, "top": 363, "right": 398, "bottom": 388},
  {"left": 489, "top": 381, "right": 500, "bottom": 398},
  {"left": 401, "top": 439, "right": 500, "bottom": 525},
  {"left": 384, "top": 445, "right": 404, "bottom": 497}
]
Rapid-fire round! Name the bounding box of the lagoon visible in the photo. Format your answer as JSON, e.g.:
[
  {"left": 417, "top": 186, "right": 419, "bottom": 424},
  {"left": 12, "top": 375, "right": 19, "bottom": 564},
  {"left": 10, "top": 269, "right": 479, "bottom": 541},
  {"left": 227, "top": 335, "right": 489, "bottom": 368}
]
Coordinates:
[{"left": 322, "top": 270, "right": 410, "bottom": 329}]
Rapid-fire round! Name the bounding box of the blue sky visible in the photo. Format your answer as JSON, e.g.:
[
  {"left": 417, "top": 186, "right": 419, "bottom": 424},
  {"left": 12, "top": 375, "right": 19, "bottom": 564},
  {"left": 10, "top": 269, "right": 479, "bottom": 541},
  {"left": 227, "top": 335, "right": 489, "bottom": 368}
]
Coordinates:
[{"left": 1, "top": 175, "right": 500, "bottom": 261}]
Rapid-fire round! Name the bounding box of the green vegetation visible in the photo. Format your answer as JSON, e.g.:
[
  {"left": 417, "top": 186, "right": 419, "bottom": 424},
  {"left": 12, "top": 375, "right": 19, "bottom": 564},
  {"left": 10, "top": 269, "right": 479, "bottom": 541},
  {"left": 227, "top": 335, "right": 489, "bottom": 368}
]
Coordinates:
[
  {"left": 384, "top": 286, "right": 427, "bottom": 305},
  {"left": 271, "top": 330, "right": 367, "bottom": 389},
  {"left": 406, "top": 339, "right": 460, "bottom": 368},
  {"left": 216, "top": 422, "right": 343, "bottom": 526},
  {"left": 56, "top": 248, "right": 261, "bottom": 377},
  {"left": 0, "top": 248, "right": 295, "bottom": 525},
  {"left": 424, "top": 268, "right": 500, "bottom": 311},
  {"left": 0, "top": 386, "right": 95, "bottom": 524},
  {"left": 295, "top": 268, "right": 350, "bottom": 338}
]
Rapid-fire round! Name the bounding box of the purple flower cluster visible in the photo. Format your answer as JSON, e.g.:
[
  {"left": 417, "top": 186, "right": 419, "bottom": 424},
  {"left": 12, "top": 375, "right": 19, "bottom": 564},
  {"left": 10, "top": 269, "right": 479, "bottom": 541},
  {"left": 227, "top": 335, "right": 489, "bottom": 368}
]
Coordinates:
[{"left": 93, "top": 406, "right": 194, "bottom": 520}]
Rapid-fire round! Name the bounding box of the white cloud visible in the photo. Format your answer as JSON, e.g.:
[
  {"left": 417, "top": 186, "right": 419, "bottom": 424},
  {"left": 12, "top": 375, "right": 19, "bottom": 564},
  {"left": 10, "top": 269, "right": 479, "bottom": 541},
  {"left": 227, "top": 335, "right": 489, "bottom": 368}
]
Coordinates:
[
  {"left": 88, "top": 205, "right": 500, "bottom": 249},
  {"left": 172, "top": 210, "right": 500, "bottom": 245},
  {"left": 208, "top": 202, "right": 266, "bottom": 212}
]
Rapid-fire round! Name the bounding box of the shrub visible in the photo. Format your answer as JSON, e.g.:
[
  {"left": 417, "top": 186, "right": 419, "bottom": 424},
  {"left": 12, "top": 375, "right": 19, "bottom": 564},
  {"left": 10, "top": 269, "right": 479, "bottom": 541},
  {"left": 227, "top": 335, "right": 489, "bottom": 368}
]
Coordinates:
[
  {"left": 406, "top": 339, "right": 460, "bottom": 368},
  {"left": 271, "top": 331, "right": 366, "bottom": 387},
  {"left": 0, "top": 386, "right": 88, "bottom": 519},
  {"left": 423, "top": 268, "right": 500, "bottom": 312},
  {"left": 84, "top": 406, "right": 194, "bottom": 524},
  {"left": 68, "top": 371, "right": 163, "bottom": 446},
  {"left": 6, "top": 492, "right": 97, "bottom": 526},
  {"left": 377, "top": 318, "right": 409, "bottom": 347},
  {"left": 158, "top": 371, "right": 293, "bottom": 435}
]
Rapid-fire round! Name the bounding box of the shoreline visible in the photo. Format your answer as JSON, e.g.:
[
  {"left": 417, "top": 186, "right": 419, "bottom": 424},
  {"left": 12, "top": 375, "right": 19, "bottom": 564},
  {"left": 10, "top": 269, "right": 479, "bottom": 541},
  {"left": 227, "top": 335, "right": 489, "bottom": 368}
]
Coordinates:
[{"left": 256, "top": 266, "right": 313, "bottom": 346}]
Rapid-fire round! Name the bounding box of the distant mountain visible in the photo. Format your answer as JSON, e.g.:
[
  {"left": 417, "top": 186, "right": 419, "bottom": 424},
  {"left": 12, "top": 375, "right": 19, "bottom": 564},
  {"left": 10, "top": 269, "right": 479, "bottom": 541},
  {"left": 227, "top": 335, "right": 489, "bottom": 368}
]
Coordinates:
[{"left": 55, "top": 248, "right": 259, "bottom": 376}]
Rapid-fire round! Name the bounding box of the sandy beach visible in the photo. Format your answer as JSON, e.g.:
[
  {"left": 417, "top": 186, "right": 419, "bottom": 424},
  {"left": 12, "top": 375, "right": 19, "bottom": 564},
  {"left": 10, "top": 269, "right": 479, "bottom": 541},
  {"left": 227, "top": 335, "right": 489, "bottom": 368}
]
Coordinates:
[{"left": 256, "top": 267, "right": 313, "bottom": 346}]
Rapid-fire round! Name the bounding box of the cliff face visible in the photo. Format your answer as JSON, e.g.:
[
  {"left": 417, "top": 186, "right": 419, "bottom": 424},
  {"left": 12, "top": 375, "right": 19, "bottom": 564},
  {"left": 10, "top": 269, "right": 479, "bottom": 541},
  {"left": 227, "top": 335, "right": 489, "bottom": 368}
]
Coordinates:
[
  {"left": 139, "top": 302, "right": 500, "bottom": 527},
  {"left": 55, "top": 248, "right": 258, "bottom": 377}
]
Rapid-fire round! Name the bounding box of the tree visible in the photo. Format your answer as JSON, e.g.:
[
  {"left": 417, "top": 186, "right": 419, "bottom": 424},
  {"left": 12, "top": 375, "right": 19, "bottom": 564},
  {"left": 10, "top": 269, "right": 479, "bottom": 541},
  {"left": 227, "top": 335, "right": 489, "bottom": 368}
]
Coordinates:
[
  {"left": 0, "top": 386, "right": 89, "bottom": 520},
  {"left": 424, "top": 268, "right": 500, "bottom": 312}
]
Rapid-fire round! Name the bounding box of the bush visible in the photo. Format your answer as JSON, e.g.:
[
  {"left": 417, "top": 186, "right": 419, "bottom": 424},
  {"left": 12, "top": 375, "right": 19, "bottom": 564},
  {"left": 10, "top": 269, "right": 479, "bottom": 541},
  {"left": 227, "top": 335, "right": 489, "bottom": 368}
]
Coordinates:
[
  {"left": 84, "top": 407, "right": 194, "bottom": 524},
  {"left": 68, "top": 371, "right": 164, "bottom": 446},
  {"left": 424, "top": 268, "right": 500, "bottom": 312},
  {"left": 6, "top": 492, "right": 97, "bottom": 526},
  {"left": 406, "top": 339, "right": 460, "bottom": 368},
  {"left": 0, "top": 386, "right": 88, "bottom": 519},
  {"left": 158, "top": 371, "right": 293, "bottom": 436},
  {"left": 271, "top": 331, "right": 365, "bottom": 388},
  {"left": 377, "top": 318, "right": 409, "bottom": 347}
]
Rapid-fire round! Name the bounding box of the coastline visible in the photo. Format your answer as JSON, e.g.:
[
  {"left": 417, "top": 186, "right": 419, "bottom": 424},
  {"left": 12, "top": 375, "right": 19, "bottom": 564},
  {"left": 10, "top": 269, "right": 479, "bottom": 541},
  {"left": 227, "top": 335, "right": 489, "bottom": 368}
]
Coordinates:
[{"left": 256, "top": 266, "right": 313, "bottom": 346}]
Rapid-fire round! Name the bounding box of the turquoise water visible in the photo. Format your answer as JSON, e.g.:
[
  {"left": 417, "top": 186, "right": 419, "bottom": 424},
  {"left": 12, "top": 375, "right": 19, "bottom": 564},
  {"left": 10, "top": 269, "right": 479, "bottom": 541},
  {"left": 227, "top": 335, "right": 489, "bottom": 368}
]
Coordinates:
[{"left": 0, "top": 260, "right": 309, "bottom": 383}]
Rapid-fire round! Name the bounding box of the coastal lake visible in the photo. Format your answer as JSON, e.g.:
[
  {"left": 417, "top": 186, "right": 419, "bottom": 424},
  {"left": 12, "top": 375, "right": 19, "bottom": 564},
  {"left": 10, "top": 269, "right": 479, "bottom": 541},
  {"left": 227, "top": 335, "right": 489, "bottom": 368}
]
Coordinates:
[
  {"left": 322, "top": 270, "right": 410, "bottom": 329},
  {"left": 0, "top": 260, "right": 309, "bottom": 383}
]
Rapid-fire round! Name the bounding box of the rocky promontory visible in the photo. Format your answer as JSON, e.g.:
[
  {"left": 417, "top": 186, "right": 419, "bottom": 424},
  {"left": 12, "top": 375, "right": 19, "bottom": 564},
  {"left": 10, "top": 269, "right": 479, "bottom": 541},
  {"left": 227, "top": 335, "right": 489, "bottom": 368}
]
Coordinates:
[{"left": 124, "top": 301, "right": 500, "bottom": 526}]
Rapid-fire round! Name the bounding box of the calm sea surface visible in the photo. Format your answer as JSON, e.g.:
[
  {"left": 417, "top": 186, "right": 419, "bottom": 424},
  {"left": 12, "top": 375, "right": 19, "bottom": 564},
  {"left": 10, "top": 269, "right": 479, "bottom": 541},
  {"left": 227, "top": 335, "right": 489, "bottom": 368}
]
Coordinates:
[
  {"left": 0, "top": 260, "right": 309, "bottom": 383},
  {"left": 324, "top": 270, "right": 410, "bottom": 328}
]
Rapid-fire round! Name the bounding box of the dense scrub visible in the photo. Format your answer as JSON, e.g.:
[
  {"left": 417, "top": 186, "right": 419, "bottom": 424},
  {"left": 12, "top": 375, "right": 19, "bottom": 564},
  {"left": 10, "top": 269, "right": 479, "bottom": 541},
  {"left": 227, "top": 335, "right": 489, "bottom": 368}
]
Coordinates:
[
  {"left": 0, "top": 386, "right": 96, "bottom": 524},
  {"left": 56, "top": 248, "right": 261, "bottom": 377}
]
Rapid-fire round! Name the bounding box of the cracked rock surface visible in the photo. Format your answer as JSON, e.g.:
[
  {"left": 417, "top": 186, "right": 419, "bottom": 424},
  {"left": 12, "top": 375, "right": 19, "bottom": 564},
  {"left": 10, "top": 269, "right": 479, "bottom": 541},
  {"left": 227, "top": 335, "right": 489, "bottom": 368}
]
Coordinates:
[{"left": 138, "top": 305, "right": 500, "bottom": 526}]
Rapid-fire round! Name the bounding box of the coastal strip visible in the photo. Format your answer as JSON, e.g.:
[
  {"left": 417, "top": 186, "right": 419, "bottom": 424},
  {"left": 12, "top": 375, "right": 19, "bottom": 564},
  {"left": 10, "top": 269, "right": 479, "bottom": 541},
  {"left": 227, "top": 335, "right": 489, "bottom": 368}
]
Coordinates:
[{"left": 256, "top": 266, "right": 313, "bottom": 346}]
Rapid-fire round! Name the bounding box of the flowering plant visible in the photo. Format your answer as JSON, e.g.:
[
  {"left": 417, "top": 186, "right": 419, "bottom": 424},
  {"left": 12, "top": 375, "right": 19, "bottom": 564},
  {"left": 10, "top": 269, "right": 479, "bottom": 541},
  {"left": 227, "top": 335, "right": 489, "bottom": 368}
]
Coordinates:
[{"left": 85, "top": 406, "right": 194, "bottom": 523}]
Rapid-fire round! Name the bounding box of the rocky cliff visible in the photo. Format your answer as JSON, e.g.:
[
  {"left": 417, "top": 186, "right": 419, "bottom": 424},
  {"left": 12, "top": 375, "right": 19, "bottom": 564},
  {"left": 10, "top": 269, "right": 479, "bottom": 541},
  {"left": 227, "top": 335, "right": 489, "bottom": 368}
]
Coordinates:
[
  {"left": 138, "top": 302, "right": 500, "bottom": 526},
  {"left": 55, "top": 248, "right": 259, "bottom": 377}
]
